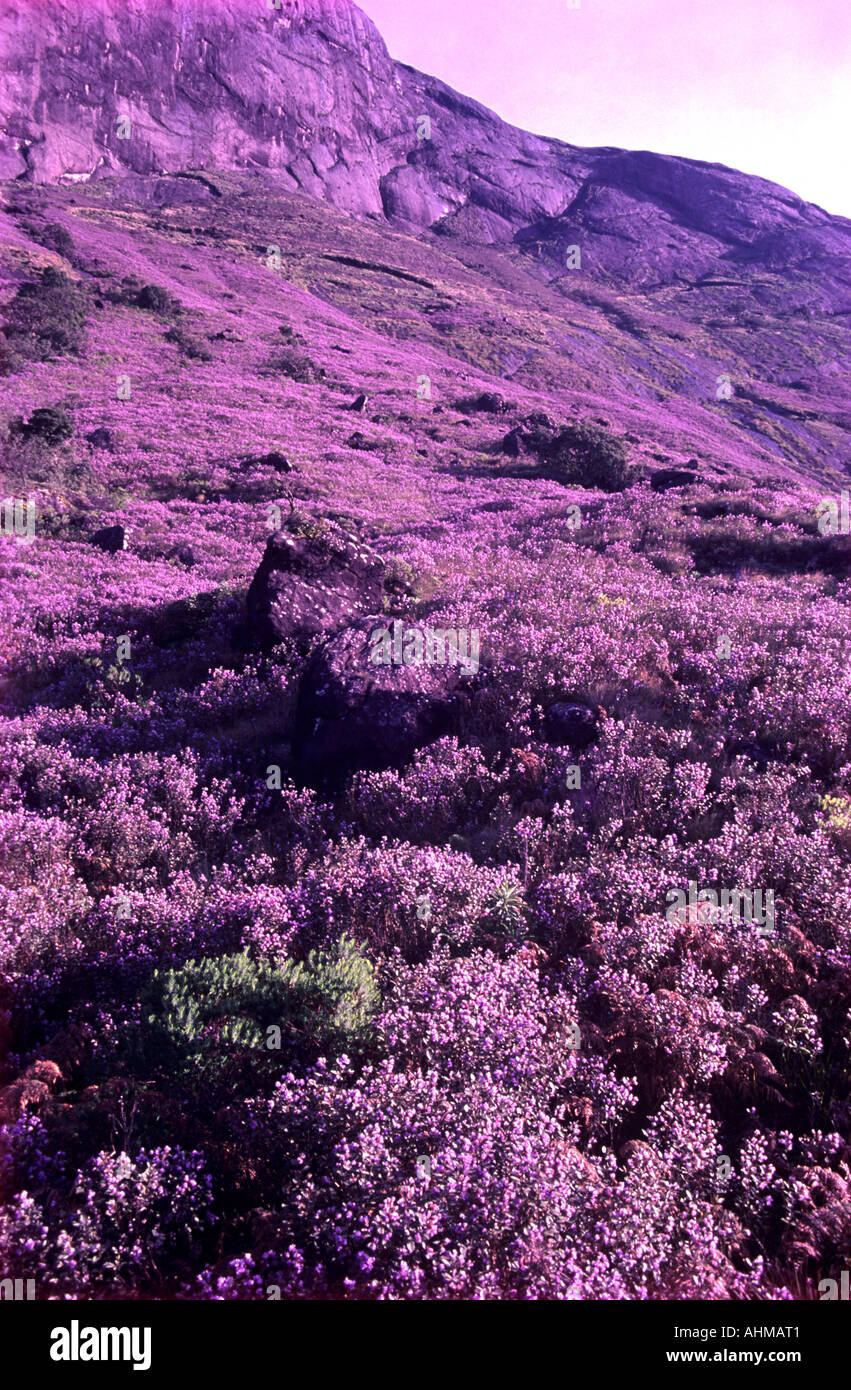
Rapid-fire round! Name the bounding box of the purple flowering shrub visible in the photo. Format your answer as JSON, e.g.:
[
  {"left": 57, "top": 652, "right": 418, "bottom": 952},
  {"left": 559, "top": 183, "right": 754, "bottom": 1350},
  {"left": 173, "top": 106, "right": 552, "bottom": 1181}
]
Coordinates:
[
  {"left": 0, "top": 1145, "right": 213, "bottom": 1292},
  {"left": 2, "top": 170, "right": 851, "bottom": 1302},
  {"left": 195, "top": 958, "right": 766, "bottom": 1299},
  {"left": 243, "top": 837, "right": 523, "bottom": 959}
]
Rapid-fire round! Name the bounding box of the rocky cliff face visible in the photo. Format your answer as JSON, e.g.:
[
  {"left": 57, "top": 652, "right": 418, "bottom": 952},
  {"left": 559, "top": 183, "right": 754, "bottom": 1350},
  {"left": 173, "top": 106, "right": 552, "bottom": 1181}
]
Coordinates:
[
  {"left": 2, "top": 0, "right": 850, "bottom": 298},
  {"left": 0, "top": 0, "right": 399, "bottom": 196}
]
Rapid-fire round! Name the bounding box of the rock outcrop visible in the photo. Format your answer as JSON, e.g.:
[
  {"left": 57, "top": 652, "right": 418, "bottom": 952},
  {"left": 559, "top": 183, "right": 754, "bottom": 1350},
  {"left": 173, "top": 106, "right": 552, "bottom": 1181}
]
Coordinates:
[
  {"left": 244, "top": 522, "right": 388, "bottom": 650},
  {"left": 543, "top": 700, "right": 599, "bottom": 749},
  {"left": 91, "top": 523, "right": 129, "bottom": 553},
  {"left": 294, "top": 614, "right": 478, "bottom": 779}
]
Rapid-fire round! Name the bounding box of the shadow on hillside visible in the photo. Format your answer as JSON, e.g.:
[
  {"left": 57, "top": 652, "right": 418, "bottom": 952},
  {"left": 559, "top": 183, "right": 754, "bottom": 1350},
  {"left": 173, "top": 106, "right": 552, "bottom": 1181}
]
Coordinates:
[{"left": 687, "top": 529, "right": 851, "bottom": 576}]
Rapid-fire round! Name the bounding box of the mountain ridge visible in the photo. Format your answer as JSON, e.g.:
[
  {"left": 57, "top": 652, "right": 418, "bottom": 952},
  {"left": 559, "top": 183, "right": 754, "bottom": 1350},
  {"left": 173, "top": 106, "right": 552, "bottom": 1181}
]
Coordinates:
[
  {"left": 1, "top": 0, "right": 849, "bottom": 480},
  {"left": 2, "top": 0, "right": 849, "bottom": 252}
]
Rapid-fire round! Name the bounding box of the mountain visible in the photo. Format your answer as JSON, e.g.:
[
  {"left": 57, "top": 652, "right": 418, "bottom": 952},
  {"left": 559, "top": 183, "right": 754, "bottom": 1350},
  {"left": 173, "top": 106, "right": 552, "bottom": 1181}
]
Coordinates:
[{"left": 1, "top": 0, "right": 849, "bottom": 484}]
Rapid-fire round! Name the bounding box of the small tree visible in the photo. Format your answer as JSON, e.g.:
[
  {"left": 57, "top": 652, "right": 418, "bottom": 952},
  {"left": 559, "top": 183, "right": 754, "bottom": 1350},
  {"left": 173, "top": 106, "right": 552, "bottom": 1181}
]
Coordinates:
[
  {"left": 7, "top": 404, "right": 78, "bottom": 489},
  {"left": 3, "top": 267, "right": 87, "bottom": 362},
  {"left": 10, "top": 405, "right": 74, "bottom": 447},
  {"left": 26, "top": 221, "right": 77, "bottom": 261},
  {"left": 545, "top": 421, "right": 631, "bottom": 492},
  {"left": 483, "top": 881, "right": 529, "bottom": 940},
  {"left": 136, "top": 283, "right": 181, "bottom": 316}
]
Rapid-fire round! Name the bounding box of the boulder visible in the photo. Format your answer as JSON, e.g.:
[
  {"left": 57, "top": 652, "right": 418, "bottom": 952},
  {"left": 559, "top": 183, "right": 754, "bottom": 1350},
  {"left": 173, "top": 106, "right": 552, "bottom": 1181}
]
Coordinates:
[
  {"left": 454, "top": 391, "right": 514, "bottom": 415},
  {"left": 91, "top": 524, "right": 129, "bottom": 553},
  {"left": 85, "top": 426, "right": 113, "bottom": 449},
  {"left": 524, "top": 410, "right": 555, "bottom": 430},
  {"left": 651, "top": 467, "right": 698, "bottom": 491},
  {"left": 543, "top": 700, "right": 599, "bottom": 749},
  {"left": 501, "top": 421, "right": 554, "bottom": 458},
  {"left": 345, "top": 431, "right": 374, "bottom": 450},
  {"left": 295, "top": 615, "right": 479, "bottom": 778},
  {"left": 245, "top": 450, "right": 292, "bottom": 473},
  {"left": 244, "top": 523, "right": 388, "bottom": 650},
  {"left": 501, "top": 426, "right": 528, "bottom": 457}
]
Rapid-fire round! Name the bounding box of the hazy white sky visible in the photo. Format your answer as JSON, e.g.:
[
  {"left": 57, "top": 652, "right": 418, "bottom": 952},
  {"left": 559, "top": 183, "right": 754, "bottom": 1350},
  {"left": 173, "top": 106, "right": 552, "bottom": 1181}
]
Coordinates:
[{"left": 358, "top": 0, "right": 851, "bottom": 218}]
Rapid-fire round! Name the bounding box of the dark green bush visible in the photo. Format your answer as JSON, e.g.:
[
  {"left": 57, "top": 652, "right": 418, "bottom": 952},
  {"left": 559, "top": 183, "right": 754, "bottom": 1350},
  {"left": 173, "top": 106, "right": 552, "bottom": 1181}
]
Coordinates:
[
  {"left": 136, "top": 283, "right": 181, "bottom": 316},
  {"left": 131, "top": 936, "right": 379, "bottom": 1088},
  {"left": 277, "top": 321, "right": 306, "bottom": 347},
  {"left": 688, "top": 522, "right": 851, "bottom": 577},
  {"left": 483, "top": 881, "right": 529, "bottom": 940},
  {"left": 382, "top": 556, "right": 417, "bottom": 596},
  {"left": 0, "top": 332, "right": 23, "bottom": 376},
  {"left": 163, "top": 324, "right": 212, "bottom": 360},
  {"left": 26, "top": 221, "right": 76, "bottom": 261},
  {"left": 287, "top": 508, "right": 329, "bottom": 540},
  {"left": 3, "top": 267, "right": 87, "bottom": 362},
  {"left": 10, "top": 405, "right": 74, "bottom": 447},
  {"left": 271, "top": 347, "right": 325, "bottom": 384},
  {"left": 545, "top": 421, "right": 631, "bottom": 492},
  {"left": 4, "top": 405, "right": 83, "bottom": 491}
]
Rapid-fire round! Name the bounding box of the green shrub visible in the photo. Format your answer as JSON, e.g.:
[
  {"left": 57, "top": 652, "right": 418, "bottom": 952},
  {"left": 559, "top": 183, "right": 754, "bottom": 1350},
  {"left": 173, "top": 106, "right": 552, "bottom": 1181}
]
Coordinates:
[
  {"left": 25, "top": 221, "right": 76, "bottom": 261},
  {"left": 10, "top": 404, "right": 74, "bottom": 447},
  {"left": 3, "top": 266, "right": 87, "bottom": 362},
  {"left": 4, "top": 405, "right": 83, "bottom": 490},
  {"left": 382, "top": 556, "right": 417, "bottom": 597},
  {"left": 483, "top": 881, "right": 529, "bottom": 939},
  {"left": 688, "top": 522, "right": 851, "bottom": 577},
  {"left": 0, "top": 332, "right": 22, "bottom": 376},
  {"left": 148, "top": 589, "right": 229, "bottom": 647},
  {"left": 131, "top": 936, "right": 379, "bottom": 1088},
  {"left": 136, "top": 283, "right": 181, "bottom": 316},
  {"left": 277, "top": 321, "right": 306, "bottom": 347},
  {"left": 287, "top": 508, "right": 329, "bottom": 540},
  {"left": 163, "top": 324, "right": 212, "bottom": 360},
  {"left": 270, "top": 347, "right": 325, "bottom": 384},
  {"left": 545, "top": 421, "right": 631, "bottom": 492}
]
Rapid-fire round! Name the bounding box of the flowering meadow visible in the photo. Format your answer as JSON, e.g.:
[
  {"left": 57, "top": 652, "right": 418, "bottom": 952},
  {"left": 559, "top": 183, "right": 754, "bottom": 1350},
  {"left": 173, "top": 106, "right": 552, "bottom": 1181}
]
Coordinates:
[{"left": 1, "top": 164, "right": 850, "bottom": 1304}]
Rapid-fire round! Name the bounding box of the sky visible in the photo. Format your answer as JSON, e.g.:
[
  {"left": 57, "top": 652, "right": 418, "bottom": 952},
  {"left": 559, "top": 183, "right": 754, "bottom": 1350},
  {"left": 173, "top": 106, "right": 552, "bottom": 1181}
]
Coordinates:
[{"left": 358, "top": 0, "right": 851, "bottom": 218}]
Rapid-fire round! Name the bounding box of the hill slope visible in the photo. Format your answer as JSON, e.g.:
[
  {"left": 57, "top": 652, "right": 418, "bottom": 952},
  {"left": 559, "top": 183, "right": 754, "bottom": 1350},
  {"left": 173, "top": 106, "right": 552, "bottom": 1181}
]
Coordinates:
[{"left": 1, "top": 0, "right": 851, "bottom": 1306}]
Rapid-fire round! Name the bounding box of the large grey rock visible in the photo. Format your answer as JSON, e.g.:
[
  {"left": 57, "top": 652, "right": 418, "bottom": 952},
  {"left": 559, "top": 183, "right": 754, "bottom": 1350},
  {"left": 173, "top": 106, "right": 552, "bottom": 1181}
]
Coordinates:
[
  {"left": 244, "top": 523, "right": 388, "bottom": 650},
  {"left": 295, "top": 615, "right": 480, "bottom": 778}
]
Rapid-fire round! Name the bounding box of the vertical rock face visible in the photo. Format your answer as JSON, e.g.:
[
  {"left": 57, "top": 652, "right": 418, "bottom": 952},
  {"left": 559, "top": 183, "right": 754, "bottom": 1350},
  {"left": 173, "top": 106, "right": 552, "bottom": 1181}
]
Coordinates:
[
  {"left": 3, "top": 0, "right": 849, "bottom": 305},
  {"left": 244, "top": 524, "right": 389, "bottom": 650},
  {"left": 0, "top": 0, "right": 400, "bottom": 198}
]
